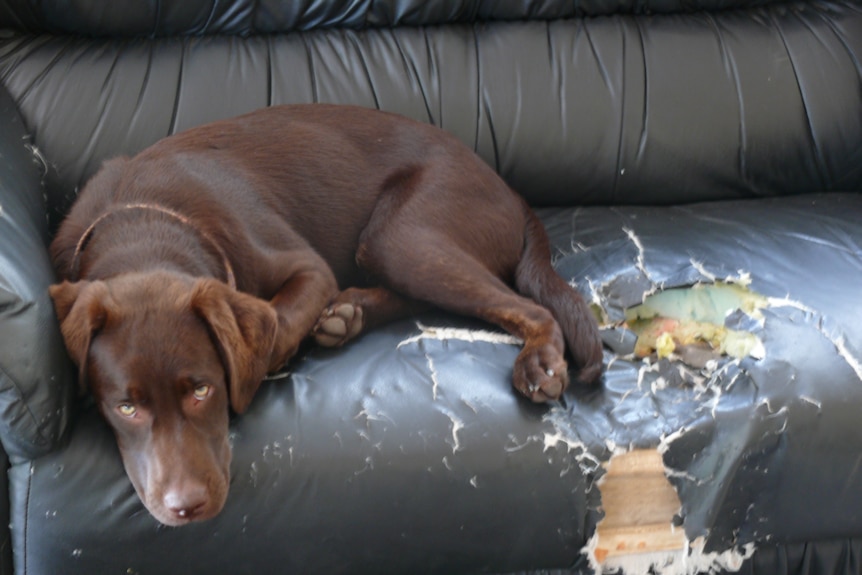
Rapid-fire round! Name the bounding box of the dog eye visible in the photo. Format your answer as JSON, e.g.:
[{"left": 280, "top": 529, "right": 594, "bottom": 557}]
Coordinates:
[
  {"left": 117, "top": 403, "right": 137, "bottom": 418},
  {"left": 193, "top": 384, "right": 211, "bottom": 401}
]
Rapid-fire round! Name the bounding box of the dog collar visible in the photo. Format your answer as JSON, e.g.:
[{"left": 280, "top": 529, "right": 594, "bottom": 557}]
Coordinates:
[{"left": 70, "top": 203, "right": 237, "bottom": 289}]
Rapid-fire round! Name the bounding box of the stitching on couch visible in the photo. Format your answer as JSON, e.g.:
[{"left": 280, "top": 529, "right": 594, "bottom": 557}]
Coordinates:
[
  {"left": 299, "top": 33, "right": 319, "bottom": 103},
  {"left": 399, "top": 29, "right": 435, "bottom": 124},
  {"left": 813, "top": 5, "right": 862, "bottom": 76},
  {"left": 704, "top": 12, "right": 750, "bottom": 189},
  {"left": 471, "top": 24, "right": 481, "bottom": 155},
  {"left": 633, "top": 16, "right": 649, "bottom": 165},
  {"left": 200, "top": 0, "right": 218, "bottom": 33},
  {"left": 584, "top": 21, "right": 615, "bottom": 102},
  {"left": 265, "top": 36, "right": 273, "bottom": 107},
  {"left": 347, "top": 32, "right": 380, "bottom": 110},
  {"left": 768, "top": 9, "right": 829, "bottom": 190},
  {"left": 167, "top": 40, "right": 185, "bottom": 135},
  {"left": 611, "top": 17, "right": 627, "bottom": 201}
]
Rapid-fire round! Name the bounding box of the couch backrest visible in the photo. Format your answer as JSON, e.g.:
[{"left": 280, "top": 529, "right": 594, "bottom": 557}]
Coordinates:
[
  {"left": 0, "top": 0, "right": 798, "bottom": 36},
  {"left": 1, "top": 0, "right": 861, "bottom": 229}
]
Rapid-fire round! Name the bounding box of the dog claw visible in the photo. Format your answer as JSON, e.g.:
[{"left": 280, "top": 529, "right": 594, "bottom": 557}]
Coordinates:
[{"left": 513, "top": 343, "right": 569, "bottom": 403}]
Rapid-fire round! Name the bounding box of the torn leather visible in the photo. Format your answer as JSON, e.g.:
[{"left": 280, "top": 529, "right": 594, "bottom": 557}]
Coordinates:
[{"left": 540, "top": 193, "right": 862, "bottom": 553}]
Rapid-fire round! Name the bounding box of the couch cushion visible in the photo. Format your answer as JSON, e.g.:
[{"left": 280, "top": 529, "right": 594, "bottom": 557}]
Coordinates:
[{"left": 12, "top": 193, "right": 862, "bottom": 574}]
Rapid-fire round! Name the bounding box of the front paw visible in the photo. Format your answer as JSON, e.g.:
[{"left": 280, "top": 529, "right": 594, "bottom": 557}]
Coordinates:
[
  {"left": 313, "top": 303, "right": 364, "bottom": 347},
  {"left": 512, "top": 343, "right": 570, "bottom": 402}
]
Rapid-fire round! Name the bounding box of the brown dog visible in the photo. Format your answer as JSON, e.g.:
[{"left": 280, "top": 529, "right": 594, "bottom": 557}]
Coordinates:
[{"left": 49, "top": 104, "right": 603, "bottom": 526}]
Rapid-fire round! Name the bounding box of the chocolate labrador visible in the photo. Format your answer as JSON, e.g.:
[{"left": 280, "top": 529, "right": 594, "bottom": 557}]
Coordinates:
[{"left": 49, "top": 104, "right": 603, "bottom": 526}]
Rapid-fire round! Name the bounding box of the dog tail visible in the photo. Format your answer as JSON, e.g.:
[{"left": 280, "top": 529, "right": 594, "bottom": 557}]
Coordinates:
[{"left": 514, "top": 206, "right": 604, "bottom": 385}]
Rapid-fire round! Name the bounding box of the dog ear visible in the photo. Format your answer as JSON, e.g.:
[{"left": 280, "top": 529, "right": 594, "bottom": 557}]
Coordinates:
[
  {"left": 49, "top": 280, "right": 112, "bottom": 393},
  {"left": 191, "top": 279, "right": 278, "bottom": 414}
]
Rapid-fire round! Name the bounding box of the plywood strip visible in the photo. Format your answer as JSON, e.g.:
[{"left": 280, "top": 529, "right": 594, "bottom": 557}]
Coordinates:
[{"left": 594, "top": 449, "right": 686, "bottom": 562}]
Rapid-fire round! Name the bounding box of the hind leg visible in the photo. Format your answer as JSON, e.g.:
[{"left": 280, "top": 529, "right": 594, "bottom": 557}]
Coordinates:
[
  {"left": 413, "top": 260, "right": 570, "bottom": 401},
  {"left": 446, "top": 271, "right": 571, "bottom": 402},
  {"left": 361, "top": 239, "right": 571, "bottom": 402},
  {"left": 348, "top": 164, "right": 580, "bottom": 400}
]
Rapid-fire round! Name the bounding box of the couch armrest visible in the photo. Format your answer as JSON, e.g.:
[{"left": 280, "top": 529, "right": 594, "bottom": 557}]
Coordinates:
[{"left": 0, "top": 84, "right": 73, "bottom": 460}]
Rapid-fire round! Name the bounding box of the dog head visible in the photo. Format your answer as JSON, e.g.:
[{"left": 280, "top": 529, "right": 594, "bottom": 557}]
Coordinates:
[{"left": 49, "top": 272, "right": 277, "bottom": 526}]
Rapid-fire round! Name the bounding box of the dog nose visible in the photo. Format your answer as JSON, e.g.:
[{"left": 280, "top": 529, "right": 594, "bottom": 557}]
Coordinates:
[{"left": 164, "top": 484, "right": 209, "bottom": 520}]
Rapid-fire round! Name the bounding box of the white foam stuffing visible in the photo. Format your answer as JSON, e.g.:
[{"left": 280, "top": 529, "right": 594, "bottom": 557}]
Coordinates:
[
  {"left": 397, "top": 322, "right": 523, "bottom": 348},
  {"left": 586, "top": 534, "right": 756, "bottom": 575}
]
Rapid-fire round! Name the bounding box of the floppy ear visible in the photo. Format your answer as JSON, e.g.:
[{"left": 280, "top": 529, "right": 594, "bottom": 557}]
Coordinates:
[
  {"left": 49, "top": 280, "right": 112, "bottom": 393},
  {"left": 191, "top": 279, "right": 278, "bottom": 414}
]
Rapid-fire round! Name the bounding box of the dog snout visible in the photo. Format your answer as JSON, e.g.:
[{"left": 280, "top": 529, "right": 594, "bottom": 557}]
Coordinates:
[{"left": 163, "top": 482, "right": 210, "bottom": 521}]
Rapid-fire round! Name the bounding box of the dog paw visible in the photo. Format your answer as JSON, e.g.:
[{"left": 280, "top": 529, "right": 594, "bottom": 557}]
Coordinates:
[
  {"left": 512, "top": 343, "right": 570, "bottom": 402},
  {"left": 313, "top": 303, "right": 364, "bottom": 347}
]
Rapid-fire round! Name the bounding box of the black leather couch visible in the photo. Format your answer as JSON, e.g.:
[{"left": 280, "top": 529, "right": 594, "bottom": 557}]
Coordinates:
[{"left": 1, "top": 1, "right": 862, "bottom": 574}]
